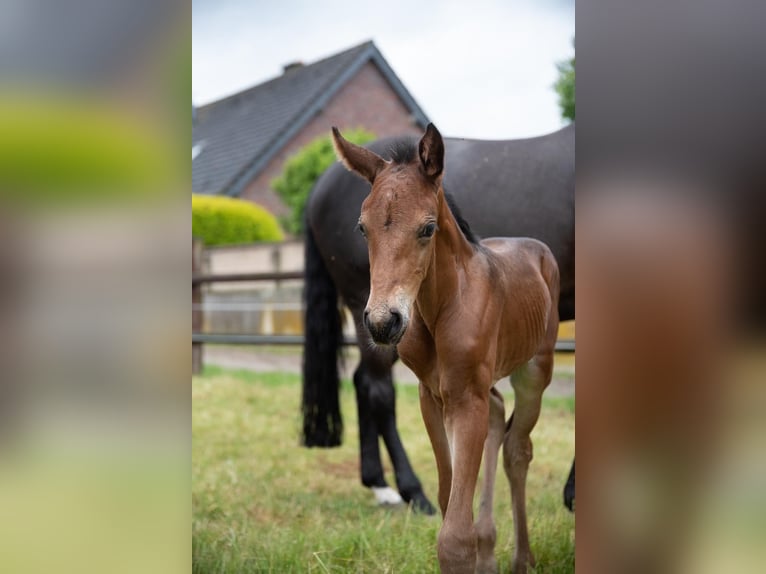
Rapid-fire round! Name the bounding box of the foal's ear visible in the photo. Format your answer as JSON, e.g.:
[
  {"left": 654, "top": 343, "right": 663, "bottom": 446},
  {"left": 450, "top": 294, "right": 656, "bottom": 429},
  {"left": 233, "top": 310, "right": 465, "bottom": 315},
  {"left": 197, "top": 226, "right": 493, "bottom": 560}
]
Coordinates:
[
  {"left": 418, "top": 123, "right": 444, "bottom": 180},
  {"left": 331, "top": 127, "right": 385, "bottom": 184}
]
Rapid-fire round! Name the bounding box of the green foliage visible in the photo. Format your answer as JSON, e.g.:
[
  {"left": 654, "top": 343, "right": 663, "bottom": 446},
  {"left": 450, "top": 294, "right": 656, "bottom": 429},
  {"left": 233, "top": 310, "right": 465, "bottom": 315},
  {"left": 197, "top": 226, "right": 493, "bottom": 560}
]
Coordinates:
[
  {"left": 272, "top": 128, "right": 375, "bottom": 235},
  {"left": 192, "top": 194, "right": 284, "bottom": 246},
  {"left": 554, "top": 42, "right": 575, "bottom": 122}
]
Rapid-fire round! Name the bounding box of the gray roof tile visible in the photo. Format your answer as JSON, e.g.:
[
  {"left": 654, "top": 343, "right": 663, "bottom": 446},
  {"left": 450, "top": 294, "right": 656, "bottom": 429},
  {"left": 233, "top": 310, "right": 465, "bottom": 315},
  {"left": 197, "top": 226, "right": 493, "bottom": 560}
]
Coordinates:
[{"left": 192, "top": 40, "right": 428, "bottom": 196}]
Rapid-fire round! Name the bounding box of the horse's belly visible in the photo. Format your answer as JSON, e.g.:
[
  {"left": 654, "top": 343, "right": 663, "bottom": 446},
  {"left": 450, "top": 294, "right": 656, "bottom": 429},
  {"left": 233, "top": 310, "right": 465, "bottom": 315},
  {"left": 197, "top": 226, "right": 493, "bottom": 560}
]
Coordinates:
[
  {"left": 494, "top": 340, "right": 541, "bottom": 380},
  {"left": 494, "top": 297, "right": 551, "bottom": 378}
]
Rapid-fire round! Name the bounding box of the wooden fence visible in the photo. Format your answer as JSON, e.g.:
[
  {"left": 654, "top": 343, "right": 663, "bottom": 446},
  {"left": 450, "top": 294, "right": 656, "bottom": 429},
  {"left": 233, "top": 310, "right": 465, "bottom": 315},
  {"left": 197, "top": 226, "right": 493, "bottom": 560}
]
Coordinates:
[{"left": 192, "top": 239, "right": 574, "bottom": 374}]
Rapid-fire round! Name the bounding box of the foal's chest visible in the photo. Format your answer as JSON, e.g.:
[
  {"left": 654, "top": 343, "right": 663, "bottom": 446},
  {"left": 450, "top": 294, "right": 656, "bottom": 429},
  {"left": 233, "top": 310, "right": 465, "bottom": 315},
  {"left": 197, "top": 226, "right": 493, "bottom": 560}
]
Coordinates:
[{"left": 396, "top": 312, "right": 441, "bottom": 393}]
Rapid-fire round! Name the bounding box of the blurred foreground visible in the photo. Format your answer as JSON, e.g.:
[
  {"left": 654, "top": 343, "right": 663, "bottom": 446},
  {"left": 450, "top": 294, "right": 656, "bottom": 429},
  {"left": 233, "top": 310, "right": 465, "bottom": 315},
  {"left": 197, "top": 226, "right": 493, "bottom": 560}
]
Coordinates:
[
  {"left": 0, "top": 1, "right": 189, "bottom": 572},
  {"left": 577, "top": 1, "right": 766, "bottom": 572}
]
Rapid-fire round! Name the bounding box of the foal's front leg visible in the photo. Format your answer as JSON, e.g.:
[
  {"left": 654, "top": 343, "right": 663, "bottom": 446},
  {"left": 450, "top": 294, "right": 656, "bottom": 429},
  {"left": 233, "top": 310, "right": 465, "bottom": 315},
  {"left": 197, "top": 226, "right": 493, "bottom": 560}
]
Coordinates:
[
  {"left": 438, "top": 387, "right": 489, "bottom": 574},
  {"left": 419, "top": 383, "right": 452, "bottom": 516}
]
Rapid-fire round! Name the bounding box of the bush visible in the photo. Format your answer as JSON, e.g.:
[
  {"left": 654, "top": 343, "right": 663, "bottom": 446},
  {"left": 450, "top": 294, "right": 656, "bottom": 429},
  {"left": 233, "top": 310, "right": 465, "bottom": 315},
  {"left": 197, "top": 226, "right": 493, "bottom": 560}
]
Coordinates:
[
  {"left": 272, "top": 128, "right": 375, "bottom": 235},
  {"left": 192, "top": 194, "right": 284, "bottom": 246}
]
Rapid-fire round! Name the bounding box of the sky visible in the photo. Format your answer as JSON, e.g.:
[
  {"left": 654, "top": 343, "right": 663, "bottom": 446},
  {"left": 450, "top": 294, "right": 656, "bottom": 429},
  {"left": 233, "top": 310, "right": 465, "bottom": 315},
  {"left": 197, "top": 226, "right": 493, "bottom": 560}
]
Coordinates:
[{"left": 193, "top": 0, "right": 574, "bottom": 139}]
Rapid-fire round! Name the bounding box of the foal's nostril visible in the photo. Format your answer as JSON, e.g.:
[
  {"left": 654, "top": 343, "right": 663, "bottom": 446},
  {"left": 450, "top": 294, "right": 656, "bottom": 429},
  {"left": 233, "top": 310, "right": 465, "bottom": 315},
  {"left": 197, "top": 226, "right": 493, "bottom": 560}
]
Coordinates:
[
  {"left": 387, "top": 309, "right": 402, "bottom": 337},
  {"left": 364, "top": 307, "right": 404, "bottom": 343}
]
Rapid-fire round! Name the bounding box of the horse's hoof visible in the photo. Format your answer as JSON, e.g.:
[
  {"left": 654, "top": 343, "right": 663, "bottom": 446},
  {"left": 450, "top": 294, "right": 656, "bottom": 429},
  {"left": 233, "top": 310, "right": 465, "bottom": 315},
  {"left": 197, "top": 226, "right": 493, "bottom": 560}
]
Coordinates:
[
  {"left": 564, "top": 485, "right": 575, "bottom": 512},
  {"left": 372, "top": 486, "right": 403, "bottom": 506},
  {"left": 408, "top": 492, "right": 437, "bottom": 515}
]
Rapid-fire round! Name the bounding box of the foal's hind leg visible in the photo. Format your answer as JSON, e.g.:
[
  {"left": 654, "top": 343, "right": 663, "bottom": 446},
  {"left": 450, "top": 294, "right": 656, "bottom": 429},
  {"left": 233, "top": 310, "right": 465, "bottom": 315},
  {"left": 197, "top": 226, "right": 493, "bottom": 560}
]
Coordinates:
[
  {"left": 504, "top": 350, "right": 554, "bottom": 574},
  {"left": 475, "top": 387, "right": 505, "bottom": 574}
]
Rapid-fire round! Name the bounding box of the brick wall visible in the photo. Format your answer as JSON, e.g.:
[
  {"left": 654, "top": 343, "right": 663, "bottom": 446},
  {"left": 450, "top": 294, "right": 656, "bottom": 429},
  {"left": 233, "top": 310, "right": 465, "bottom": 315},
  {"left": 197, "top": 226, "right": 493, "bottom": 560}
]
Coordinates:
[{"left": 240, "top": 61, "right": 424, "bottom": 220}]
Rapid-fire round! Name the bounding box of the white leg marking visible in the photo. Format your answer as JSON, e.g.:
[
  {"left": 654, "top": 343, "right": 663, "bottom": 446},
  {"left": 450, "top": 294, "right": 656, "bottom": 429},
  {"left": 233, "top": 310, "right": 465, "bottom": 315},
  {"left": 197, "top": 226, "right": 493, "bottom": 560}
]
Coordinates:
[{"left": 372, "top": 486, "right": 404, "bottom": 506}]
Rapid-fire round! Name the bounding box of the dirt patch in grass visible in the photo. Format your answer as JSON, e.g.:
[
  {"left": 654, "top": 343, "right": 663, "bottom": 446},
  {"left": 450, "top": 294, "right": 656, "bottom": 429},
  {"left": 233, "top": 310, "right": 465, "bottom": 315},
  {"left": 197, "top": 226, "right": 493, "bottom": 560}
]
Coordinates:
[{"left": 317, "top": 454, "right": 360, "bottom": 480}]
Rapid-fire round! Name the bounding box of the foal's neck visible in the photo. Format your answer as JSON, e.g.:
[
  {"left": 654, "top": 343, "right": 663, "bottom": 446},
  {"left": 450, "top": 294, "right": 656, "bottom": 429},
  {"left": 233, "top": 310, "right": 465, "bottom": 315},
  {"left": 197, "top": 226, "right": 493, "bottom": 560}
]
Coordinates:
[{"left": 417, "top": 190, "right": 476, "bottom": 330}]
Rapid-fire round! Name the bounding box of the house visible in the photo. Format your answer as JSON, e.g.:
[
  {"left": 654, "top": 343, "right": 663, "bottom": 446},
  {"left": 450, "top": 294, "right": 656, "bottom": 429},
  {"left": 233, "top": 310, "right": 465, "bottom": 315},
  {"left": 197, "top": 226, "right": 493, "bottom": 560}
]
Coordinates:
[{"left": 192, "top": 40, "right": 430, "bottom": 217}]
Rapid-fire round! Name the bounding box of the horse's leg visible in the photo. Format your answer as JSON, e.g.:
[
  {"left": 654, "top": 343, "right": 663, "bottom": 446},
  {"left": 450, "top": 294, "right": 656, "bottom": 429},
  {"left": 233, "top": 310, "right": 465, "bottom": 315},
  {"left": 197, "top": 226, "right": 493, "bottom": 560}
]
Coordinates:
[
  {"left": 350, "top": 325, "right": 399, "bottom": 503},
  {"left": 353, "top": 309, "right": 435, "bottom": 513},
  {"left": 504, "top": 350, "right": 554, "bottom": 574},
  {"left": 357, "top": 342, "right": 435, "bottom": 512},
  {"left": 438, "top": 387, "right": 490, "bottom": 574},
  {"left": 475, "top": 387, "right": 505, "bottom": 574},
  {"left": 563, "top": 458, "right": 575, "bottom": 512},
  {"left": 378, "top": 399, "right": 436, "bottom": 514}
]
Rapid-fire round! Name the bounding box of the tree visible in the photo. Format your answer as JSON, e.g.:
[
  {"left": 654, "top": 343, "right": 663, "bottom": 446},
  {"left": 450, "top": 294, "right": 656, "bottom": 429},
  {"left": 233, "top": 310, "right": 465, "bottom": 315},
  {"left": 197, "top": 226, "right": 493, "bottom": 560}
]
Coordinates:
[
  {"left": 272, "top": 128, "right": 375, "bottom": 235},
  {"left": 554, "top": 42, "right": 575, "bottom": 122}
]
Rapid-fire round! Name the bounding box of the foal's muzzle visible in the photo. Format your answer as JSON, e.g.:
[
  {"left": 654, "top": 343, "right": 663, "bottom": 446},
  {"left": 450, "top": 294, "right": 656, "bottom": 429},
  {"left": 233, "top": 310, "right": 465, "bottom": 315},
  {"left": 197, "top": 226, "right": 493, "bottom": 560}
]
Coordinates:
[{"left": 363, "top": 307, "right": 406, "bottom": 345}]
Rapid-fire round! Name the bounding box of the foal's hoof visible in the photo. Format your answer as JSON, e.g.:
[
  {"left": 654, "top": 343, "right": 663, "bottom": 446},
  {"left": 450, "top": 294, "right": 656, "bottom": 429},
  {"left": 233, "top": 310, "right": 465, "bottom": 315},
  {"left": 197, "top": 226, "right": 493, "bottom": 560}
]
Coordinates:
[
  {"left": 476, "top": 556, "right": 498, "bottom": 574},
  {"left": 512, "top": 555, "right": 536, "bottom": 574},
  {"left": 407, "top": 492, "right": 437, "bottom": 515}
]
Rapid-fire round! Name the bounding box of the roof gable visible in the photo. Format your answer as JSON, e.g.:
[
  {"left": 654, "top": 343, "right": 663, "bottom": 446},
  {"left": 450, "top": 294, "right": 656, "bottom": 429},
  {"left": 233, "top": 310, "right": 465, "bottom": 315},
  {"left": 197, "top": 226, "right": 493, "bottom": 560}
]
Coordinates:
[{"left": 192, "top": 41, "right": 429, "bottom": 196}]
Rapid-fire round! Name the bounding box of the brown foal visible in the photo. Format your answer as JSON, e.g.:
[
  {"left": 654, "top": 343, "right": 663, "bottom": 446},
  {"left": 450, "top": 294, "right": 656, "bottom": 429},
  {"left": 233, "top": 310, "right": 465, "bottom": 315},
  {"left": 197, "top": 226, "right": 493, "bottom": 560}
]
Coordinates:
[{"left": 332, "top": 123, "right": 560, "bottom": 574}]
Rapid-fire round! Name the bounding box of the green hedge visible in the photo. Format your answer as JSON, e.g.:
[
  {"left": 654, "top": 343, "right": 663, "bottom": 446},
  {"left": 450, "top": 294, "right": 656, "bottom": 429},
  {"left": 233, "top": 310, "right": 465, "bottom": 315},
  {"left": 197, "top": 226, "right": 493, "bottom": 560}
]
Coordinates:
[
  {"left": 192, "top": 194, "right": 284, "bottom": 246},
  {"left": 271, "top": 128, "right": 375, "bottom": 235}
]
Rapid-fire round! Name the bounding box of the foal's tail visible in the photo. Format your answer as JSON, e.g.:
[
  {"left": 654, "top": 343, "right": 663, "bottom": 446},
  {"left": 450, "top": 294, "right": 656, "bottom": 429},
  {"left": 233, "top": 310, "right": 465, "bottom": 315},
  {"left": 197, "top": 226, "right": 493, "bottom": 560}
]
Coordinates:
[{"left": 301, "top": 224, "right": 344, "bottom": 447}]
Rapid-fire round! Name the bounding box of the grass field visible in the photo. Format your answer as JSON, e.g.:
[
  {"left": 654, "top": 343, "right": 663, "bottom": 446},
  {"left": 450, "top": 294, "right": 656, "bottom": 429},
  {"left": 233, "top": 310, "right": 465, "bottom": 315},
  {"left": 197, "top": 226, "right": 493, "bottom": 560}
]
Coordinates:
[{"left": 192, "top": 366, "right": 575, "bottom": 573}]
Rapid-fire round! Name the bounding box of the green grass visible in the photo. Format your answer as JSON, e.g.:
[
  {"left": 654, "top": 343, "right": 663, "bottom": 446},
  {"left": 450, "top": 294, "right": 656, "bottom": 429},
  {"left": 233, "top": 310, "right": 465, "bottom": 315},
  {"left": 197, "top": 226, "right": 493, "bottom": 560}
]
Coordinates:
[{"left": 193, "top": 367, "right": 575, "bottom": 573}]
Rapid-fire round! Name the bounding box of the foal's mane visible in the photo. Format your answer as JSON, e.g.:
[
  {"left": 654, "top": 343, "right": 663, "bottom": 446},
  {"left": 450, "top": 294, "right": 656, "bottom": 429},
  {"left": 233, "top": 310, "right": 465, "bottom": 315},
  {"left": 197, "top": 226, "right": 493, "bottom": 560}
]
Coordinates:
[
  {"left": 444, "top": 192, "right": 479, "bottom": 245},
  {"left": 385, "top": 138, "right": 418, "bottom": 165},
  {"left": 384, "top": 139, "right": 479, "bottom": 246}
]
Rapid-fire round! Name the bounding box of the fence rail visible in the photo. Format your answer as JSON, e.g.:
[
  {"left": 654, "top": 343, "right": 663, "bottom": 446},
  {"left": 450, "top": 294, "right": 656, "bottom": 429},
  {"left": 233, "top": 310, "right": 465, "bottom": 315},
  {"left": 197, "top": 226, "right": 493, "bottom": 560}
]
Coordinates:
[
  {"left": 192, "top": 239, "right": 574, "bottom": 374},
  {"left": 193, "top": 270, "right": 304, "bottom": 285},
  {"left": 192, "top": 332, "right": 575, "bottom": 352},
  {"left": 192, "top": 333, "right": 357, "bottom": 346}
]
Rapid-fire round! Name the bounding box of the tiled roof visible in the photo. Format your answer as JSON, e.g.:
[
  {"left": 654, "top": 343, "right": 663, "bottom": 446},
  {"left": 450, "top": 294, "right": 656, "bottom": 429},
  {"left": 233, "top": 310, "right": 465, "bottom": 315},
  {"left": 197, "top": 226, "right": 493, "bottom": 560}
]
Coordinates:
[{"left": 192, "top": 40, "right": 428, "bottom": 196}]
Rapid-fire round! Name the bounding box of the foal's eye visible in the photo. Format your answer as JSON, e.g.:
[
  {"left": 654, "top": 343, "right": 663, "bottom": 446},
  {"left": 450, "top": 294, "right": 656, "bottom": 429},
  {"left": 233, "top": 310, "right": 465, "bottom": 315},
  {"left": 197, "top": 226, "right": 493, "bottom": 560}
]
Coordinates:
[
  {"left": 357, "top": 222, "right": 367, "bottom": 238},
  {"left": 419, "top": 222, "right": 437, "bottom": 239}
]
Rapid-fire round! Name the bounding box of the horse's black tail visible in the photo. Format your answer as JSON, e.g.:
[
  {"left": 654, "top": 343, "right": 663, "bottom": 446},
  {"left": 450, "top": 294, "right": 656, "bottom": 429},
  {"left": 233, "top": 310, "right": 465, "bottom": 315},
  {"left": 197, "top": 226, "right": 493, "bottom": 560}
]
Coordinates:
[{"left": 301, "top": 223, "right": 344, "bottom": 447}]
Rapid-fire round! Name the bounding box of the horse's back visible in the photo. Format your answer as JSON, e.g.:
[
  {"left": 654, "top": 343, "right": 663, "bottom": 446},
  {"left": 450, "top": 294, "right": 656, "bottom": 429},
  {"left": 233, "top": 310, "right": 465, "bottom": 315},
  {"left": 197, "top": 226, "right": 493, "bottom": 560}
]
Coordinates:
[
  {"left": 480, "top": 237, "right": 557, "bottom": 277},
  {"left": 480, "top": 236, "right": 558, "bottom": 307},
  {"left": 446, "top": 126, "right": 573, "bottom": 318}
]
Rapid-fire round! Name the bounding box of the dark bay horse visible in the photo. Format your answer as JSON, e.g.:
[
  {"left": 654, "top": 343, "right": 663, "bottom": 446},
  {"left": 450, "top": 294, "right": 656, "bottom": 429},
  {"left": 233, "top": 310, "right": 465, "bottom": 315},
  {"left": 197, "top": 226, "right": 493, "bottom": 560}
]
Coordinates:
[
  {"left": 332, "top": 123, "right": 559, "bottom": 573},
  {"left": 302, "top": 123, "right": 574, "bottom": 515}
]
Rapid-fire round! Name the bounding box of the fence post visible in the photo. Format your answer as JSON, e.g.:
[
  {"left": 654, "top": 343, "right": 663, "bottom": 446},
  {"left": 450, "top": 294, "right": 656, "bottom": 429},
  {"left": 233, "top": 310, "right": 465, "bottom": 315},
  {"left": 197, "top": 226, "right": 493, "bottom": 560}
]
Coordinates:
[{"left": 192, "top": 238, "right": 203, "bottom": 375}]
